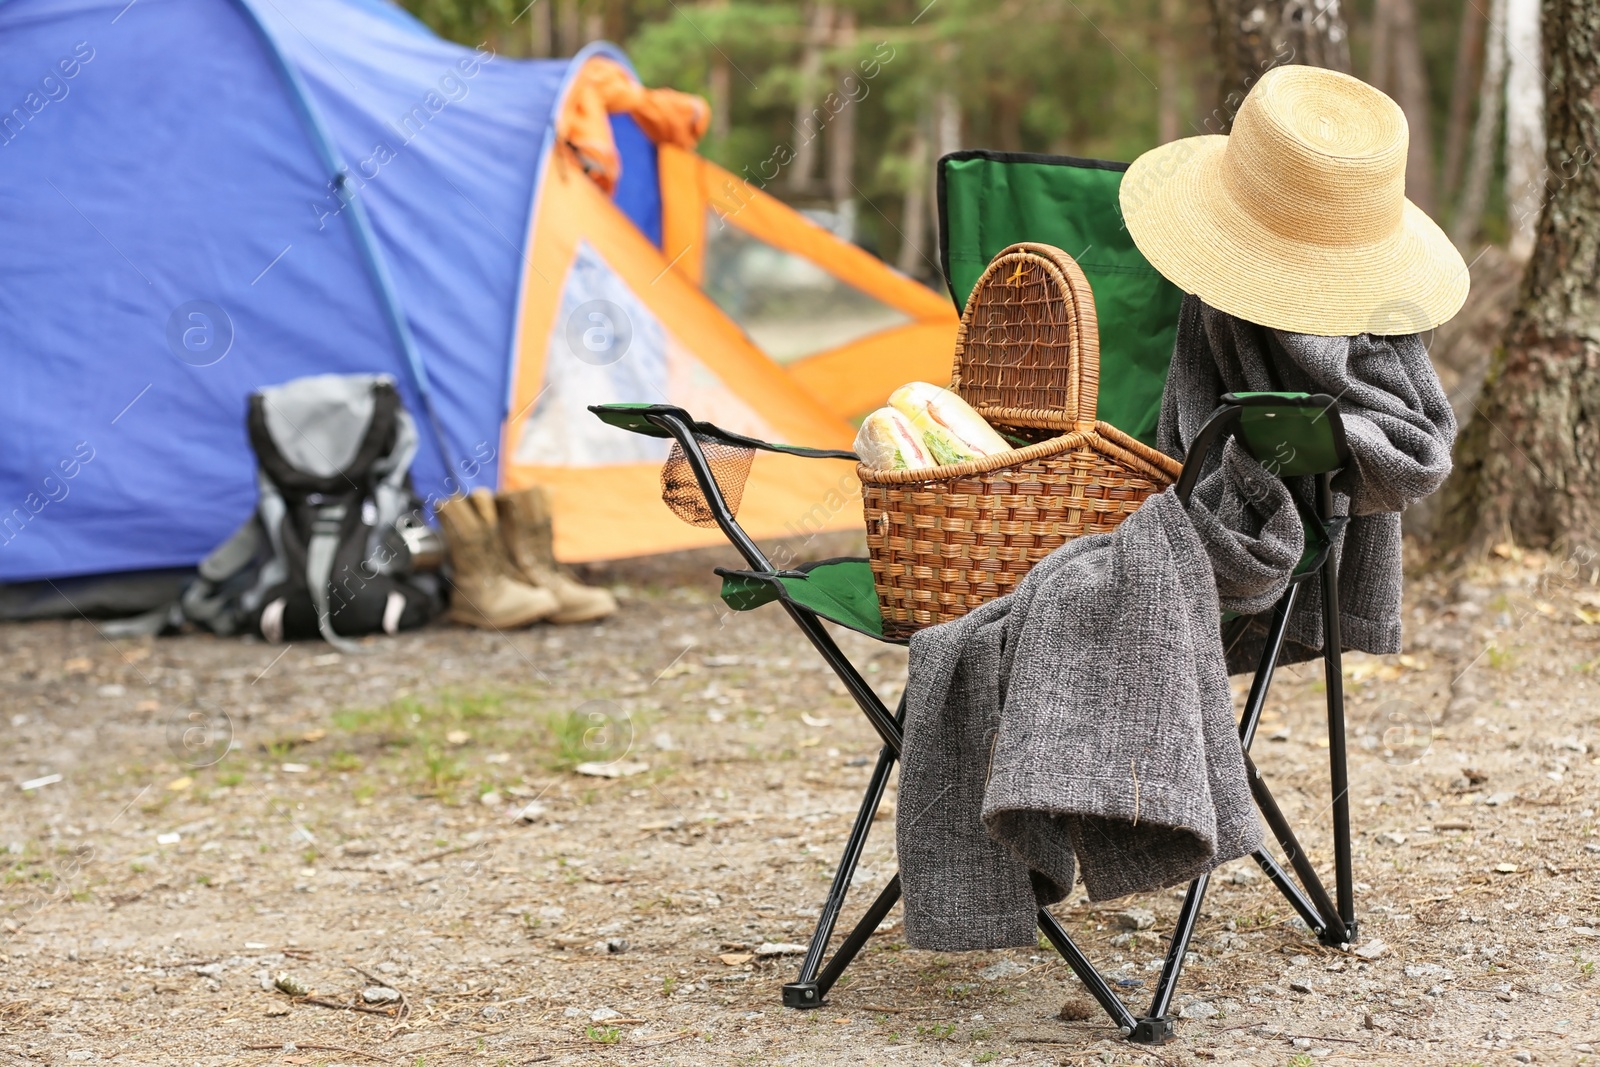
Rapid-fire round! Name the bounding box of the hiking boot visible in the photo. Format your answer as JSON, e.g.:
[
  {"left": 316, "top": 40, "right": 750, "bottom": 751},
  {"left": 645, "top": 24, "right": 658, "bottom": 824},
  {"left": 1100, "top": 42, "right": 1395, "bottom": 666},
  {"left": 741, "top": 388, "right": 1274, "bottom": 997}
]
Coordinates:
[
  {"left": 435, "top": 490, "right": 559, "bottom": 629},
  {"left": 496, "top": 486, "right": 618, "bottom": 624}
]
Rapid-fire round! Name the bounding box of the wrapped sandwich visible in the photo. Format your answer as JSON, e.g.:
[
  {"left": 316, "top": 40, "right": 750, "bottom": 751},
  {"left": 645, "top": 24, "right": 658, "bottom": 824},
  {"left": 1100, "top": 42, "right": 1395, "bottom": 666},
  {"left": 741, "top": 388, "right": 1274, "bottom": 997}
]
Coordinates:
[
  {"left": 888, "top": 382, "right": 1010, "bottom": 466},
  {"left": 853, "top": 408, "right": 931, "bottom": 471},
  {"left": 854, "top": 382, "right": 1011, "bottom": 470}
]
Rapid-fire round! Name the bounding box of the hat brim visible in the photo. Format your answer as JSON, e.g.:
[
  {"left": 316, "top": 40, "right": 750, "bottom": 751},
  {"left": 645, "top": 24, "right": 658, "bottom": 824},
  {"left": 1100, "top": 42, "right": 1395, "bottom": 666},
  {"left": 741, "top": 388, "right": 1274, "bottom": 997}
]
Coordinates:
[{"left": 1119, "top": 135, "right": 1469, "bottom": 336}]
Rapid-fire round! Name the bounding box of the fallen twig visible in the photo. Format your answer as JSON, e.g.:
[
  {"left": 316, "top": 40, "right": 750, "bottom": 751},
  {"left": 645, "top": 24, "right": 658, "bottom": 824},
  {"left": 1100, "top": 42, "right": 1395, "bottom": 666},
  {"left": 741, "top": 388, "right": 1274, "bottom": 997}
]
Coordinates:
[
  {"left": 243, "top": 1043, "right": 390, "bottom": 1062},
  {"left": 299, "top": 996, "right": 398, "bottom": 1017},
  {"left": 412, "top": 837, "right": 502, "bottom": 865}
]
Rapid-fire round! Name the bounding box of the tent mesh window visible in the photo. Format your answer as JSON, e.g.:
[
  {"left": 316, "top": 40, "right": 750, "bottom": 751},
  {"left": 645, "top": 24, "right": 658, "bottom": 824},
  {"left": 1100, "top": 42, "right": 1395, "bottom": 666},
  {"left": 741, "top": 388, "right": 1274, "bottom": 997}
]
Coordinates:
[{"left": 660, "top": 435, "right": 755, "bottom": 527}]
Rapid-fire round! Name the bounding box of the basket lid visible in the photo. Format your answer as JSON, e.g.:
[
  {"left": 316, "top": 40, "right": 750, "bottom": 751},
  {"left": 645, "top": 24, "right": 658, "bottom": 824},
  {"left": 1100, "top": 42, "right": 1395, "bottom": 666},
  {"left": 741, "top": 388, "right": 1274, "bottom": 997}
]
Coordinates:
[{"left": 951, "top": 242, "right": 1100, "bottom": 431}]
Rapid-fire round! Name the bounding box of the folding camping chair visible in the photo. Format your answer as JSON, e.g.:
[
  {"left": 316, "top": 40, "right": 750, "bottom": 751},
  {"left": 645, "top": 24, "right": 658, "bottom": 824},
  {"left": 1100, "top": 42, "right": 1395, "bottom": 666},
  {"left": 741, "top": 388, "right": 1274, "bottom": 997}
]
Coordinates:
[{"left": 588, "top": 151, "right": 1358, "bottom": 1045}]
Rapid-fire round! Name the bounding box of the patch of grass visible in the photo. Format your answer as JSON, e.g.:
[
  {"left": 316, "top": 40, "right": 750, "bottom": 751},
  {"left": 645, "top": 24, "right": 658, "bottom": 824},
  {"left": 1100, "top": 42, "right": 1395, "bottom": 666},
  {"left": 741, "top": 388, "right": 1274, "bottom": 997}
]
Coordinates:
[
  {"left": 328, "top": 688, "right": 647, "bottom": 802},
  {"left": 1486, "top": 643, "right": 1515, "bottom": 670},
  {"left": 421, "top": 746, "right": 465, "bottom": 793},
  {"left": 216, "top": 771, "right": 244, "bottom": 787},
  {"left": 4, "top": 862, "right": 52, "bottom": 885},
  {"left": 586, "top": 1026, "right": 620, "bottom": 1044}
]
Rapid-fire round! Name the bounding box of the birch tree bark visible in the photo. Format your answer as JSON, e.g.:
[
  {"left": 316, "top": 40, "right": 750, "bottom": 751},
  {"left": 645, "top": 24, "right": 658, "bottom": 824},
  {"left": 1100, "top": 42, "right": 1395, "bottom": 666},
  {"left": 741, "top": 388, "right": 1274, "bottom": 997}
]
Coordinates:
[
  {"left": 825, "top": 7, "right": 858, "bottom": 240},
  {"left": 1503, "top": 0, "right": 1546, "bottom": 258},
  {"left": 1439, "top": 0, "right": 1600, "bottom": 560}
]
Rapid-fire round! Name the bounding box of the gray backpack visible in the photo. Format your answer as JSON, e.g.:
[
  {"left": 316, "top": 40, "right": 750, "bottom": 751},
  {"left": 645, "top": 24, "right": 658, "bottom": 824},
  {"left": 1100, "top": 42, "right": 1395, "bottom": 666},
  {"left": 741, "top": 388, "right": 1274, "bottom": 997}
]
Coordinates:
[{"left": 123, "top": 374, "right": 443, "bottom": 648}]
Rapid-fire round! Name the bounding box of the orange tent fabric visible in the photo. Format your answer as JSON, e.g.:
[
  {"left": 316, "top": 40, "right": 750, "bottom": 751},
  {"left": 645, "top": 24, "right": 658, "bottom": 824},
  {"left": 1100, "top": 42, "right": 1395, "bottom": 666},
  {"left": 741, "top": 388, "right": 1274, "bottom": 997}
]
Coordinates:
[
  {"left": 506, "top": 54, "right": 958, "bottom": 562},
  {"left": 657, "top": 145, "right": 958, "bottom": 420}
]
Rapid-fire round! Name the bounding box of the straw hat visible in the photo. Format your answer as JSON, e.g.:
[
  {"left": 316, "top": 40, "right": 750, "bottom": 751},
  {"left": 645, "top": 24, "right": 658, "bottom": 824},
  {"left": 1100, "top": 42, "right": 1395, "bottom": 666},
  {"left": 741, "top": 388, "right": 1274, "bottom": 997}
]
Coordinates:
[{"left": 1119, "top": 65, "right": 1468, "bottom": 337}]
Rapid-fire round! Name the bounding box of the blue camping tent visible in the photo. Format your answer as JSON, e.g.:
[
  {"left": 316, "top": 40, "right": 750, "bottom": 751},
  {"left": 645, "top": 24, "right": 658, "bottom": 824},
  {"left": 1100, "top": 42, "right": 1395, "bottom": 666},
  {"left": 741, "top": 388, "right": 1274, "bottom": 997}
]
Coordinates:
[{"left": 0, "top": 0, "right": 661, "bottom": 583}]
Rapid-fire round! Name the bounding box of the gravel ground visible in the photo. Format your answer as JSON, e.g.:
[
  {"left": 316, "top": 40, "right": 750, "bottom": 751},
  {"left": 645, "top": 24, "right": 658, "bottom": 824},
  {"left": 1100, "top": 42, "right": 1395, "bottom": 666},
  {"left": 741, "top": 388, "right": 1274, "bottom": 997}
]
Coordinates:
[{"left": 2, "top": 536, "right": 1598, "bottom": 1067}]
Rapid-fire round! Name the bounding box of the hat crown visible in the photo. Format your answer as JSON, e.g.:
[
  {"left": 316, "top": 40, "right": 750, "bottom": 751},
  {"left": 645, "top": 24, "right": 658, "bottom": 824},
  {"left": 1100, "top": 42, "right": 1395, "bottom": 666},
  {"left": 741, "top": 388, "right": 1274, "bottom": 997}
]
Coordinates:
[{"left": 1221, "top": 66, "right": 1408, "bottom": 248}]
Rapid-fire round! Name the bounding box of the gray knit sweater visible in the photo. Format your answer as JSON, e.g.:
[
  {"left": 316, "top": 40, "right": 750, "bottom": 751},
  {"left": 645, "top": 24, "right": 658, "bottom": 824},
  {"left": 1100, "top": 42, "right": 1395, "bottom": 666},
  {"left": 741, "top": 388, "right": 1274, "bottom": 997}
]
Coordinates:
[{"left": 897, "top": 490, "right": 1266, "bottom": 949}]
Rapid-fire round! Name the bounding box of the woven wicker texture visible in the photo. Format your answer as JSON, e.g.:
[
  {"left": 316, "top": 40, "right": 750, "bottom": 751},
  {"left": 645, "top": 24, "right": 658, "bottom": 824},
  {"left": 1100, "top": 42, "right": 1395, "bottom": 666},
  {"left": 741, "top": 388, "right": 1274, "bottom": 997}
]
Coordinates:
[
  {"left": 862, "top": 242, "right": 1181, "bottom": 639},
  {"left": 661, "top": 435, "right": 755, "bottom": 528},
  {"left": 950, "top": 243, "right": 1099, "bottom": 432}
]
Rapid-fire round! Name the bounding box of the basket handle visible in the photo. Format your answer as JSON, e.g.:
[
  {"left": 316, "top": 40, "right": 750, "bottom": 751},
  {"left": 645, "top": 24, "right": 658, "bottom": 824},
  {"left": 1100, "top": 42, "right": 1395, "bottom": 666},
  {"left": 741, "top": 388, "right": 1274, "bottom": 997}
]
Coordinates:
[{"left": 953, "top": 242, "right": 1101, "bottom": 432}]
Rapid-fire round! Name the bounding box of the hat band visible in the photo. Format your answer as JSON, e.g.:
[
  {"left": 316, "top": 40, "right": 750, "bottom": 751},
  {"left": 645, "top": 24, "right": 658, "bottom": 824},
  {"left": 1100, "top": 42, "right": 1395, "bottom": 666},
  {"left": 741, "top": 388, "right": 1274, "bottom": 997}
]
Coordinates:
[{"left": 1220, "top": 138, "right": 1406, "bottom": 248}]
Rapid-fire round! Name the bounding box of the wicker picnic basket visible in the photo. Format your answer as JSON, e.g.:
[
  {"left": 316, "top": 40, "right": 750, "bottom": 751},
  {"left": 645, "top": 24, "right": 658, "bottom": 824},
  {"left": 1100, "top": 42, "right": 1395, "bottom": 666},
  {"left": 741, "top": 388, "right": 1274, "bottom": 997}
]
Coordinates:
[{"left": 860, "top": 242, "right": 1183, "bottom": 639}]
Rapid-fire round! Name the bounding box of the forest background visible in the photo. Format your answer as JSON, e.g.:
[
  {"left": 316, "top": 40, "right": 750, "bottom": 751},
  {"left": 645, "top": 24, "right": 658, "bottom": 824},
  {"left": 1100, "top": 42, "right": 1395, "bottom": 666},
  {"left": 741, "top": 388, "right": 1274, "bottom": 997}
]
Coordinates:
[{"left": 401, "top": 0, "right": 1527, "bottom": 282}]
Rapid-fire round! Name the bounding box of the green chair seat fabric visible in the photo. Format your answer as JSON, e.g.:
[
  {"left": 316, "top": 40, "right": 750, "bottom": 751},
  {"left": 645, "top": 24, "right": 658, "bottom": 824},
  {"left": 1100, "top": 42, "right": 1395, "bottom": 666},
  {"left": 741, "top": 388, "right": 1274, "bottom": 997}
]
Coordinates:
[
  {"left": 715, "top": 512, "right": 1344, "bottom": 637},
  {"left": 716, "top": 558, "right": 896, "bottom": 644},
  {"left": 938, "top": 151, "right": 1185, "bottom": 448}
]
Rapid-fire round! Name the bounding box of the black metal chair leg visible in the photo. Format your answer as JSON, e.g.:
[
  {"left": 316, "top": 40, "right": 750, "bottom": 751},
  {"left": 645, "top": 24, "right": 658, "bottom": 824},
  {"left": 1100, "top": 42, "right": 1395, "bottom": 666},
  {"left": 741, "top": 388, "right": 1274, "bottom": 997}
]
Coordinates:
[
  {"left": 808, "top": 875, "right": 903, "bottom": 1000},
  {"left": 1036, "top": 910, "right": 1141, "bottom": 1036},
  {"left": 1317, "top": 473, "right": 1357, "bottom": 942},
  {"left": 1236, "top": 585, "right": 1300, "bottom": 749},
  {"left": 1144, "top": 872, "right": 1210, "bottom": 1032},
  {"left": 783, "top": 740, "right": 897, "bottom": 1008},
  {"left": 1244, "top": 755, "right": 1343, "bottom": 943},
  {"left": 1251, "top": 848, "right": 1329, "bottom": 934}
]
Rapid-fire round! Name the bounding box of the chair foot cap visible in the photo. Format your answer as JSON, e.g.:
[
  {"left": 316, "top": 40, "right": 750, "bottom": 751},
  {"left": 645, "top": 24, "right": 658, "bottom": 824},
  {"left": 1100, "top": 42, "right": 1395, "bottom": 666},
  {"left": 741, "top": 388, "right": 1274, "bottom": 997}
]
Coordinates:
[
  {"left": 1318, "top": 920, "right": 1358, "bottom": 947},
  {"left": 1127, "top": 1017, "right": 1176, "bottom": 1044},
  {"left": 782, "top": 982, "right": 825, "bottom": 1009}
]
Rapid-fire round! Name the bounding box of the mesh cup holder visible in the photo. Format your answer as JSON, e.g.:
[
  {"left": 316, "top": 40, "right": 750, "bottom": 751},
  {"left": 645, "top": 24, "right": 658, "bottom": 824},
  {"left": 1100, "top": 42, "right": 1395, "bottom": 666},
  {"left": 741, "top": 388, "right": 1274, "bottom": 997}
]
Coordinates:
[{"left": 660, "top": 436, "right": 755, "bottom": 528}]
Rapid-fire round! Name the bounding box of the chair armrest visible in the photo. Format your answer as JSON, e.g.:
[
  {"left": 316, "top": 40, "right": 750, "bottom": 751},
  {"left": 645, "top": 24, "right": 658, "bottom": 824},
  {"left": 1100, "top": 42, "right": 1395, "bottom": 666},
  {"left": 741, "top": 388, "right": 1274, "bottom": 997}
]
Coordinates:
[
  {"left": 588, "top": 403, "right": 858, "bottom": 460},
  {"left": 1174, "top": 392, "right": 1349, "bottom": 506}
]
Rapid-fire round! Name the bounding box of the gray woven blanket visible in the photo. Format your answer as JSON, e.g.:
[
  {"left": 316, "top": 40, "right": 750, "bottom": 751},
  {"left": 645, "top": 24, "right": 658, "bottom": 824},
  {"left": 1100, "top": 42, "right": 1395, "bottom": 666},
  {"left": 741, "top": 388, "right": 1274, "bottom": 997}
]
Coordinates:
[
  {"left": 1159, "top": 296, "right": 1457, "bottom": 666},
  {"left": 896, "top": 298, "right": 1456, "bottom": 950},
  {"left": 897, "top": 490, "right": 1268, "bottom": 949}
]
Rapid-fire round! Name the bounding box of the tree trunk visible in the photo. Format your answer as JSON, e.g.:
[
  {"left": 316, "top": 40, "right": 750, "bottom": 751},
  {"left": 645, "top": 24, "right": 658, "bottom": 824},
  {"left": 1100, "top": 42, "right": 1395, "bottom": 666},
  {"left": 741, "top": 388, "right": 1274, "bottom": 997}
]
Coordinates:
[
  {"left": 1157, "top": 0, "right": 1183, "bottom": 143},
  {"left": 934, "top": 43, "right": 962, "bottom": 159},
  {"left": 1504, "top": 0, "right": 1546, "bottom": 258},
  {"left": 930, "top": 48, "right": 960, "bottom": 274},
  {"left": 787, "top": 2, "right": 834, "bottom": 196},
  {"left": 1368, "top": 0, "right": 1393, "bottom": 93},
  {"left": 1453, "top": 0, "right": 1508, "bottom": 249},
  {"left": 709, "top": 57, "right": 731, "bottom": 146},
  {"left": 826, "top": 8, "right": 858, "bottom": 240},
  {"left": 530, "top": 0, "right": 553, "bottom": 58},
  {"left": 1210, "top": 0, "right": 1351, "bottom": 128},
  {"left": 1437, "top": 0, "right": 1600, "bottom": 562},
  {"left": 1440, "top": 0, "right": 1487, "bottom": 207},
  {"left": 897, "top": 117, "right": 930, "bottom": 278},
  {"left": 557, "top": 0, "right": 580, "bottom": 57},
  {"left": 706, "top": 0, "right": 730, "bottom": 149},
  {"left": 1388, "top": 0, "right": 1437, "bottom": 215}
]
